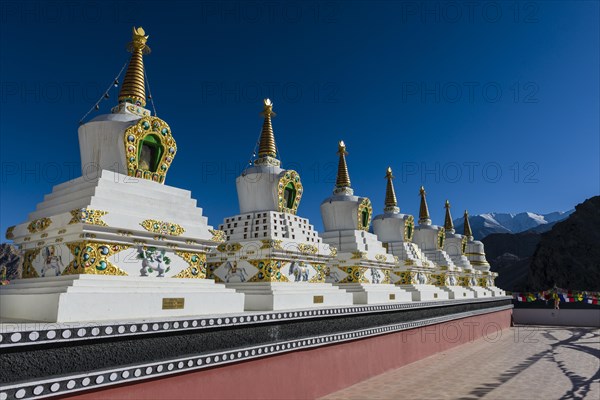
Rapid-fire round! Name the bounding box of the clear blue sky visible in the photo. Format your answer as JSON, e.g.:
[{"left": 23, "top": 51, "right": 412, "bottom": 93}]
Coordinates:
[{"left": 1, "top": 1, "right": 598, "bottom": 238}]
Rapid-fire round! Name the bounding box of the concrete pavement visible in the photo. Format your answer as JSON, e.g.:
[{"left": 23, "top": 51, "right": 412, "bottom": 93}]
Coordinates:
[{"left": 321, "top": 326, "right": 600, "bottom": 399}]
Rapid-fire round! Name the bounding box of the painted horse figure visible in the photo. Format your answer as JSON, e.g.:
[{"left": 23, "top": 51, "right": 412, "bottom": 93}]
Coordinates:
[
  {"left": 289, "top": 261, "right": 310, "bottom": 282},
  {"left": 224, "top": 261, "right": 248, "bottom": 283},
  {"left": 370, "top": 267, "right": 381, "bottom": 284},
  {"left": 41, "top": 246, "right": 64, "bottom": 277}
]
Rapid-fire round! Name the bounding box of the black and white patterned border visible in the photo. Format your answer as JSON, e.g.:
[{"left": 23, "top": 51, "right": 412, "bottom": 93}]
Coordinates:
[
  {"left": 0, "top": 297, "right": 511, "bottom": 348},
  {"left": 0, "top": 304, "right": 512, "bottom": 400}
]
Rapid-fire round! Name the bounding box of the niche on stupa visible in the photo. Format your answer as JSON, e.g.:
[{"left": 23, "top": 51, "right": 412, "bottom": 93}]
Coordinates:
[
  {"left": 437, "top": 228, "right": 446, "bottom": 249},
  {"left": 277, "top": 170, "right": 303, "bottom": 214},
  {"left": 357, "top": 198, "right": 373, "bottom": 231},
  {"left": 404, "top": 215, "right": 415, "bottom": 242},
  {"left": 123, "top": 116, "right": 176, "bottom": 183}
]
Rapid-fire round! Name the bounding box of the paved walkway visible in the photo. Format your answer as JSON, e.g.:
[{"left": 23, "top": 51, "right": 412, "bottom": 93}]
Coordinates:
[{"left": 321, "top": 327, "right": 600, "bottom": 400}]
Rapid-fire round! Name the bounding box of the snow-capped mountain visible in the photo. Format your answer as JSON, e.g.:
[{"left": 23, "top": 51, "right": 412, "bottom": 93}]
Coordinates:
[{"left": 453, "top": 210, "right": 574, "bottom": 240}]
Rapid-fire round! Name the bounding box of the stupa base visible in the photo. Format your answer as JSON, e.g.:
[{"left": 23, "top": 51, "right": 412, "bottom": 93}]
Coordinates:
[
  {"left": 0, "top": 275, "right": 244, "bottom": 323},
  {"left": 488, "top": 286, "right": 506, "bottom": 296},
  {"left": 225, "top": 282, "right": 354, "bottom": 311},
  {"left": 467, "top": 286, "right": 493, "bottom": 298},
  {"left": 334, "top": 283, "right": 412, "bottom": 304},
  {"left": 396, "top": 284, "right": 450, "bottom": 301},
  {"left": 440, "top": 285, "right": 475, "bottom": 299}
]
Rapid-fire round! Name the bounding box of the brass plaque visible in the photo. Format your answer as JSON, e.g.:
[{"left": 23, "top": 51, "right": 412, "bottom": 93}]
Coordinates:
[
  {"left": 313, "top": 295, "right": 324, "bottom": 304},
  {"left": 434, "top": 293, "right": 438, "bottom": 298},
  {"left": 162, "top": 298, "right": 185, "bottom": 310},
  {"left": 389, "top": 294, "right": 396, "bottom": 300}
]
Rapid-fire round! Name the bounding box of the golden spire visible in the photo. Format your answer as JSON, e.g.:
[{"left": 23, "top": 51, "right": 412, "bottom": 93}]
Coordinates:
[
  {"left": 418, "top": 186, "right": 431, "bottom": 224},
  {"left": 336, "top": 141, "right": 351, "bottom": 188},
  {"left": 257, "top": 99, "right": 278, "bottom": 159},
  {"left": 444, "top": 200, "right": 454, "bottom": 231},
  {"left": 118, "top": 27, "right": 150, "bottom": 107},
  {"left": 384, "top": 167, "right": 398, "bottom": 210},
  {"left": 463, "top": 210, "right": 473, "bottom": 238}
]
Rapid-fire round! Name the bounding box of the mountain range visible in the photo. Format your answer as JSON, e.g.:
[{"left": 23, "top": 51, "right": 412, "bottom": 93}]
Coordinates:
[
  {"left": 453, "top": 210, "right": 574, "bottom": 240},
  {"left": 482, "top": 197, "right": 599, "bottom": 291}
]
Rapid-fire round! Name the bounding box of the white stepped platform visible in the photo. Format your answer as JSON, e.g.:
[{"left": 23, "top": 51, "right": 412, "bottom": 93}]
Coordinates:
[
  {"left": 467, "top": 286, "right": 493, "bottom": 298},
  {"left": 422, "top": 249, "right": 457, "bottom": 269},
  {"left": 335, "top": 283, "right": 412, "bottom": 304},
  {"left": 488, "top": 286, "right": 506, "bottom": 296},
  {"left": 225, "top": 282, "right": 353, "bottom": 311},
  {"left": 0, "top": 275, "right": 244, "bottom": 323},
  {"left": 440, "top": 285, "right": 475, "bottom": 300},
  {"left": 397, "top": 284, "right": 450, "bottom": 301}
]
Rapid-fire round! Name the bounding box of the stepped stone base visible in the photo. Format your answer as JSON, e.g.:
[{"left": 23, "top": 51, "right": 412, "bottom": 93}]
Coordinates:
[
  {"left": 397, "top": 284, "right": 450, "bottom": 301},
  {"left": 0, "top": 275, "right": 244, "bottom": 323},
  {"left": 488, "top": 286, "right": 506, "bottom": 296},
  {"left": 440, "top": 285, "right": 475, "bottom": 299},
  {"left": 225, "top": 282, "right": 354, "bottom": 311},
  {"left": 467, "top": 286, "right": 493, "bottom": 298},
  {"left": 334, "top": 283, "right": 412, "bottom": 304}
]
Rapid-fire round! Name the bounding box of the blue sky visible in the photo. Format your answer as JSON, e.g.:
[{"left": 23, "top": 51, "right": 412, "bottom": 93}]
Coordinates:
[{"left": 1, "top": 1, "right": 598, "bottom": 237}]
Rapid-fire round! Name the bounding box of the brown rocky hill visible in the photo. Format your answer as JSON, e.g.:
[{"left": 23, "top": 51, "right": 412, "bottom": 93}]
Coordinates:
[
  {"left": 527, "top": 196, "right": 600, "bottom": 291},
  {"left": 483, "top": 231, "right": 541, "bottom": 291}
]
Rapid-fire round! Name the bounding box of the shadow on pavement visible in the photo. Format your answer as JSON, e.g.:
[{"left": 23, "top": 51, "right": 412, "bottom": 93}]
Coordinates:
[{"left": 460, "top": 327, "right": 599, "bottom": 400}]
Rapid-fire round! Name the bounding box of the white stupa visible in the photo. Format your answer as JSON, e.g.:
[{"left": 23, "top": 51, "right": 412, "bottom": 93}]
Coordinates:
[
  {"left": 205, "top": 99, "right": 353, "bottom": 311},
  {"left": 436, "top": 200, "right": 480, "bottom": 298},
  {"left": 0, "top": 27, "right": 244, "bottom": 322},
  {"left": 372, "top": 168, "right": 449, "bottom": 301},
  {"left": 461, "top": 211, "right": 505, "bottom": 296},
  {"left": 320, "top": 143, "right": 411, "bottom": 304},
  {"left": 411, "top": 188, "right": 474, "bottom": 299}
]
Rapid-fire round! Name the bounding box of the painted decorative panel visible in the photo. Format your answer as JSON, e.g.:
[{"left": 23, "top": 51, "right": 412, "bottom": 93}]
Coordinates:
[
  {"left": 209, "top": 258, "right": 327, "bottom": 283},
  {"left": 18, "top": 242, "right": 208, "bottom": 279}
]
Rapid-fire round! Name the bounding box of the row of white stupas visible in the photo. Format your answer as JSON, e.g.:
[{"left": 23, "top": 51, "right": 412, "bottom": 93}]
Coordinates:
[{"left": 0, "top": 28, "right": 503, "bottom": 323}]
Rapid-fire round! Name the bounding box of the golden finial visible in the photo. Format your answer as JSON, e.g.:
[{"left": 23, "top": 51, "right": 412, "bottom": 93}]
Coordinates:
[
  {"left": 418, "top": 186, "right": 431, "bottom": 224},
  {"left": 444, "top": 200, "right": 454, "bottom": 231},
  {"left": 118, "top": 27, "right": 151, "bottom": 107},
  {"left": 463, "top": 209, "right": 473, "bottom": 238},
  {"left": 336, "top": 141, "right": 351, "bottom": 188},
  {"left": 257, "top": 99, "right": 278, "bottom": 159},
  {"left": 384, "top": 167, "right": 398, "bottom": 209}
]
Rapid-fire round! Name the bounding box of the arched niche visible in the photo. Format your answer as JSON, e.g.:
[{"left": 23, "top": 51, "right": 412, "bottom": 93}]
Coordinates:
[
  {"left": 357, "top": 198, "right": 373, "bottom": 231},
  {"left": 277, "top": 170, "right": 303, "bottom": 214},
  {"left": 123, "top": 117, "right": 176, "bottom": 183},
  {"left": 437, "top": 228, "right": 446, "bottom": 249},
  {"left": 404, "top": 215, "right": 415, "bottom": 242}
]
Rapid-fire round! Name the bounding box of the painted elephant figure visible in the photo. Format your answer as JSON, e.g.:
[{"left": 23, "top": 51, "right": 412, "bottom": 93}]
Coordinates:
[{"left": 289, "top": 262, "right": 310, "bottom": 282}]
